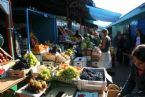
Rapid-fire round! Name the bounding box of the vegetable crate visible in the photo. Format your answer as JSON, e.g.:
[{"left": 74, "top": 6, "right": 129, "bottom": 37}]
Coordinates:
[
  {"left": 42, "top": 61, "right": 55, "bottom": 66},
  {"left": 45, "top": 83, "right": 77, "bottom": 97},
  {"left": 77, "top": 67, "right": 107, "bottom": 91},
  {"left": 9, "top": 69, "right": 30, "bottom": 78},
  {"left": 73, "top": 57, "right": 87, "bottom": 67},
  {"left": 15, "top": 83, "right": 50, "bottom": 97},
  {"left": 81, "top": 48, "right": 92, "bottom": 56},
  {"left": 53, "top": 76, "right": 78, "bottom": 85}
]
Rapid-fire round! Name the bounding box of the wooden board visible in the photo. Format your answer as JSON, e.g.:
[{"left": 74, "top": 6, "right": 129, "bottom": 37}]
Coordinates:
[{"left": 0, "top": 77, "right": 25, "bottom": 93}]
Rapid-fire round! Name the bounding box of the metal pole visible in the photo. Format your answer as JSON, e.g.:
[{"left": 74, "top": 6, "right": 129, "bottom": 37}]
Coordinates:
[
  {"left": 26, "top": 9, "right": 31, "bottom": 53},
  {"left": 8, "top": 0, "right": 15, "bottom": 59}
]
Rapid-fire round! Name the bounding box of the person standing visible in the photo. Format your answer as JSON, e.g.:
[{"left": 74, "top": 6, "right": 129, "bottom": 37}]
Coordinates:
[
  {"left": 98, "top": 29, "right": 112, "bottom": 69},
  {"left": 134, "top": 28, "right": 145, "bottom": 47},
  {"left": 117, "top": 44, "right": 145, "bottom": 97}
]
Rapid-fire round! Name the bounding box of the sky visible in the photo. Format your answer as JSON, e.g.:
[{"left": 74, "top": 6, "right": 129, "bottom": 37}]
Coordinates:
[
  {"left": 93, "top": 0, "right": 145, "bottom": 15},
  {"left": 93, "top": 0, "right": 145, "bottom": 27}
]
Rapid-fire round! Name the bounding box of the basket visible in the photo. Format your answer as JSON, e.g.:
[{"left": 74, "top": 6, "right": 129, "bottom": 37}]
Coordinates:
[{"left": 107, "top": 90, "right": 120, "bottom": 97}]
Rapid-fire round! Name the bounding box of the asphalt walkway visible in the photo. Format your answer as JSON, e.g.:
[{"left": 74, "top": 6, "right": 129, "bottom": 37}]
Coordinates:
[{"left": 110, "top": 62, "right": 131, "bottom": 88}]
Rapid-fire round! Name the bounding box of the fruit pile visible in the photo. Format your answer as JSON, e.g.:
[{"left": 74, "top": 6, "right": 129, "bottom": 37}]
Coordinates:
[
  {"left": 0, "top": 49, "right": 12, "bottom": 64},
  {"left": 12, "top": 59, "right": 30, "bottom": 70},
  {"left": 56, "top": 66, "right": 80, "bottom": 80},
  {"left": 26, "top": 79, "right": 47, "bottom": 93},
  {"left": 23, "top": 52, "right": 38, "bottom": 67},
  {"left": 38, "top": 68, "right": 51, "bottom": 81},
  {"left": 80, "top": 68, "right": 104, "bottom": 81}
]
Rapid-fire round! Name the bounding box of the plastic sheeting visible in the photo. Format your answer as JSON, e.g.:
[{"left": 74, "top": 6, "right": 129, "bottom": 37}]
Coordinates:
[
  {"left": 0, "top": 0, "right": 9, "bottom": 14},
  {"left": 86, "top": 5, "right": 122, "bottom": 22}
]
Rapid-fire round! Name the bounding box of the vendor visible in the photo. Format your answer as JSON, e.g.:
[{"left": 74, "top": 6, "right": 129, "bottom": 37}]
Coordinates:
[
  {"left": 0, "top": 34, "right": 4, "bottom": 47},
  {"left": 73, "top": 30, "right": 83, "bottom": 43}
]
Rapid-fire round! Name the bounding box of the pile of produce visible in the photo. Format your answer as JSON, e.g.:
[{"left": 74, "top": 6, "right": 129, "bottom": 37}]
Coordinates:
[
  {"left": 38, "top": 68, "right": 51, "bottom": 81},
  {"left": 26, "top": 79, "right": 47, "bottom": 93},
  {"left": 81, "top": 37, "right": 94, "bottom": 49},
  {"left": 0, "top": 48, "right": 12, "bottom": 64},
  {"left": 12, "top": 59, "right": 29, "bottom": 70},
  {"left": 32, "top": 44, "right": 49, "bottom": 53},
  {"left": 64, "top": 49, "right": 74, "bottom": 56},
  {"left": 42, "top": 53, "right": 56, "bottom": 61},
  {"left": 56, "top": 66, "right": 80, "bottom": 80},
  {"left": 80, "top": 68, "right": 104, "bottom": 81},
  {"left": 23, "top": 52, "right": 38, "bottom": 67}
]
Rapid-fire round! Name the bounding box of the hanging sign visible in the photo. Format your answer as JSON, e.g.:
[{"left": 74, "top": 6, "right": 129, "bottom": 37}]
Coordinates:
[{"left": 0, "top": 0, "right": 10, "bottom": 15}]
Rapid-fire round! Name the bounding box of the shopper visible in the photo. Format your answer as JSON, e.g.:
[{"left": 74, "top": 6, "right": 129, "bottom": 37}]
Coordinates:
[
  {"left": 97, "top": 29, "right": 112, "bottom": 69},
  {"left": 117, "top": 44, "right": 145, "bottom": 97},
  {"left": 134, "top": 28, "right": 145, "bottom": 47}
]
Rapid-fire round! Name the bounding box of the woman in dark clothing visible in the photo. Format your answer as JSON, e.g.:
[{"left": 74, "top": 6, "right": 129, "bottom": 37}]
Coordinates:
[{"left": 117, "top": 44, "right": 145, "bottom": 97}]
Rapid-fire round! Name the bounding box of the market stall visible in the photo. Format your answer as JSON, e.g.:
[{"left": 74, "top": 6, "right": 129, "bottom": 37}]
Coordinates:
[{"left": 12, "top": 8, "right": 57, "bottom": 53}]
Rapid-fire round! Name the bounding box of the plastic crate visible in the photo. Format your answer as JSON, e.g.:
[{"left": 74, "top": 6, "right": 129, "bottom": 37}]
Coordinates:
[
  {"left": 42, "top": 61, "right": 55, "bottom": 66},
  {"left": 34, "top": 54, "right": 43, "bottom": 62},
  {"left": 77, "top": 67, "right": 107, "bottom": 91},
  {"left": 53, "top": 76, "right": 78, "bottom": 85},
  {"left": 16, "top": 83, "right": 50, "bottom": 97},
  {"left": 46, "top": 83, "right": 77, "bottom": 97}
]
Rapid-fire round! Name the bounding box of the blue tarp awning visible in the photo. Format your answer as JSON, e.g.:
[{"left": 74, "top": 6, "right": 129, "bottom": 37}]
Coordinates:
[{"left": 86, "top": 5, "right": 122, "bottom": 22}]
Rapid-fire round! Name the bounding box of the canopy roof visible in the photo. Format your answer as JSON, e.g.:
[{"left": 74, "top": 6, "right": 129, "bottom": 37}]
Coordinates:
[
  {"left": 10, "top": 0, "right": 128, "bottom": 27},
  {"left": 86, "top": 5, "right": 122, "bottom": 22}
]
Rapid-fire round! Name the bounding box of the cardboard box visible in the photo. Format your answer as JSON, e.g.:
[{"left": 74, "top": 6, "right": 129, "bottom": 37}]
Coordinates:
[{"left": 73, "top": 57, "right": 87, "bottom": 67}]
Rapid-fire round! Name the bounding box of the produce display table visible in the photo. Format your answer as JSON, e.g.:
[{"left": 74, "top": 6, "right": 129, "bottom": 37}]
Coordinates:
[{"left": 0, "top": 77, "right": 26, "bottom": 93}]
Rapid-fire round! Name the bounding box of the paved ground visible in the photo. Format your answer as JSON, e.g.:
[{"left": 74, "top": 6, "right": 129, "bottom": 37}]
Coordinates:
[{"left": 110, "top": 62, "right": 131, "bottom": 88}]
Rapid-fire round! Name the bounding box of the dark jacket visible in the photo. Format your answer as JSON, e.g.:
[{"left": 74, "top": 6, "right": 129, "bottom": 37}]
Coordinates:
[{"left": 120, "top": 64, "right": 145, "bottom": 96}]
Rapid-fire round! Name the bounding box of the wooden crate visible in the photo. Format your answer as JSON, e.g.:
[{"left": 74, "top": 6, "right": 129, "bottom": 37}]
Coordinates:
[{"left": 9, "top": 69, "right": 30, "bottom": 78}]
